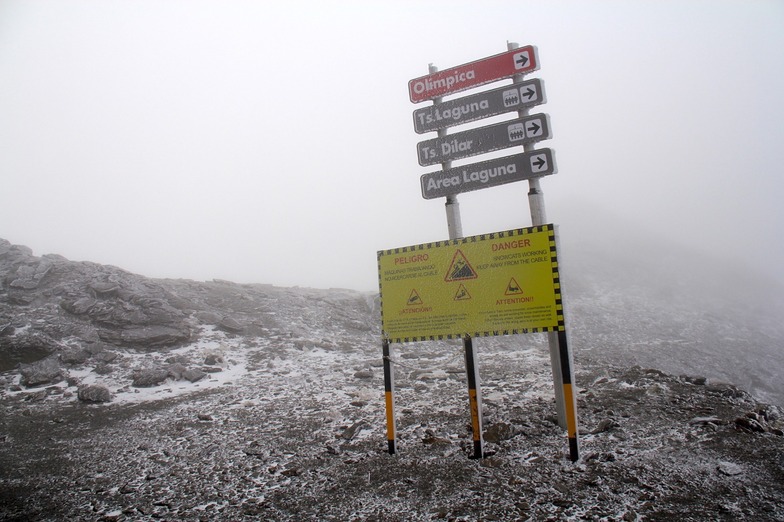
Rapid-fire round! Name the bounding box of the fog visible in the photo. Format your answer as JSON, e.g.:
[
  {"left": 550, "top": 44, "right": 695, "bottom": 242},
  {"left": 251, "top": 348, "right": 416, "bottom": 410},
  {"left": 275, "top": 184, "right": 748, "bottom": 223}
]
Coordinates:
[{"left": 1, "top": 0, "right": 783, "bottom": 292}]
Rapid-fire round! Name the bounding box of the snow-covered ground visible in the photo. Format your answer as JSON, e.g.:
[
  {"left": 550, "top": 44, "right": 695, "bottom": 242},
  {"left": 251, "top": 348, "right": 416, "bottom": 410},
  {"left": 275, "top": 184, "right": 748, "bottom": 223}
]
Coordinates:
[
  {"left": 1, "top": 239, "right": 783, "bottom": 520},
  {"left": 2, "top": 319, "right": 783, "bottom": 521}
]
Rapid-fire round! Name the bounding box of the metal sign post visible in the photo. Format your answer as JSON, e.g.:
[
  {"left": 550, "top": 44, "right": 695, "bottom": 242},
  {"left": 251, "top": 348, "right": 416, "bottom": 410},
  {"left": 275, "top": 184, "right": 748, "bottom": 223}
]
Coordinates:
[
  {"left": 383, "top": 43, "right": 579, "bottom": 462},
  {"left": 429, "top": 63, "right": 486, "bottom": 460},
  {"left": 508, "top": 41, "right": 579, "bottom": 458},
  {"left": 382, "top": 340, "right": 397, "bottom": 454}
]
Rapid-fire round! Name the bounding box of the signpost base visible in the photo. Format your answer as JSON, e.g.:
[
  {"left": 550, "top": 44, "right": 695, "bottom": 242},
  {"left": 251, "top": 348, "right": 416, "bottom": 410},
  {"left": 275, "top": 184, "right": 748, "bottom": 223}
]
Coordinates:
[
  {"left": 463, "top": 337, "right": 485, "bottom": 459},
  {"left": 557, "top": 330, "right": 579, "bottom": 462},
  {"left": 385, "top": 42, "right": 580, "bottom": 463},
  {"left": 382, "top": 340, "right": 397, "bottom": 455}
]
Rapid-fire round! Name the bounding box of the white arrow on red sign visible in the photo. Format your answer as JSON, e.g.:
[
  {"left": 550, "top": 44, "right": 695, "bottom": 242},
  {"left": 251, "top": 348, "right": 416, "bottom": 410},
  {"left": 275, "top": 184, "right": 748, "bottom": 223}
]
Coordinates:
[{"left": 408, "top": 45, "right": 538, "bottom": 103}]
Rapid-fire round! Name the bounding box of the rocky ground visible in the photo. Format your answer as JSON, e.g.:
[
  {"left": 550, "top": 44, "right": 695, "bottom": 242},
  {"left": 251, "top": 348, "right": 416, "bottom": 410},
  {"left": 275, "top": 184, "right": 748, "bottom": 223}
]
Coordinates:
[{"left": 1, "top": 238, "right": 784, "bottom": 521}]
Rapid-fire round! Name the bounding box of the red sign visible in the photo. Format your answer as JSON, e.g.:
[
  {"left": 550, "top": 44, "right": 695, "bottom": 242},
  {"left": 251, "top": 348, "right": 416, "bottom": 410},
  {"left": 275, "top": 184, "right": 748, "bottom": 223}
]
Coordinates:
[{"left": 408, "top": 46, "right": 538, "bottom": 103}]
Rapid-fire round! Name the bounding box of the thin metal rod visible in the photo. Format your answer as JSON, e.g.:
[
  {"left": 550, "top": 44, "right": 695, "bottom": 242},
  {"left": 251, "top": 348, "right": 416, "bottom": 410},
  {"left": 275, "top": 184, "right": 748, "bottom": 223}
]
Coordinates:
[
  {"left": 464, "top": 336, "right": 485, "bottom": 458},
  {"left": 558, "top": 330, "right": 580, "bottom": 462},
  {"left": 382, "top": 340, "right": 396, "bottom": 454},
  {"left": 445, "top": 195, "right": 463, "bottom": 240},
  {"left": 429, "top": 64, "right": 464, "bottom": 240},
  {"left": 431, "top": 62, "right": 483, "bottom": 459},
  {"left": 508, "top": 40, "right": 567, "bottom": 430}
]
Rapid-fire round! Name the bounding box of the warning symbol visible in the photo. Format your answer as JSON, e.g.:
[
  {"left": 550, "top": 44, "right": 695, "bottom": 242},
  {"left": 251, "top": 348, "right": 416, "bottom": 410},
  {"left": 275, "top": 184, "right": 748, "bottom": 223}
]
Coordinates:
[
  {"left": 505, "top": 277, "right": 524, "bottom": 295},
  {"left": 407, "top": 289, "right": 424, "bottom": 305},
  {"left": 445, "top": 249, "right": 478, "bottom": 282},
  {"left": 454, "top": 284, "right": 471, "bottom": 301}
]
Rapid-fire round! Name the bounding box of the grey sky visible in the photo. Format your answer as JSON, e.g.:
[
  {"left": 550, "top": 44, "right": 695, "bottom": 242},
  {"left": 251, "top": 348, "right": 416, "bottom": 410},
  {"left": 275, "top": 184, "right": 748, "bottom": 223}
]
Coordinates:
[{"left": 1, "top": 0, "right": 782, "bottom": 291}]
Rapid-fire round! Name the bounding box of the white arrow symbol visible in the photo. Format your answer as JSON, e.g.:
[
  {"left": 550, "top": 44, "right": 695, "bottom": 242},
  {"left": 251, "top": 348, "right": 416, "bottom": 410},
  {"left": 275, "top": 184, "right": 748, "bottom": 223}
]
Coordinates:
[
  {"left": 526, "top": 120, "right": 543, "bottom": 137},
  {"left": 513, "top": 51, "right": 530, "bottom": 70},
  {"left": 530, "top": 154, "right": 548, "bottom": 172}
]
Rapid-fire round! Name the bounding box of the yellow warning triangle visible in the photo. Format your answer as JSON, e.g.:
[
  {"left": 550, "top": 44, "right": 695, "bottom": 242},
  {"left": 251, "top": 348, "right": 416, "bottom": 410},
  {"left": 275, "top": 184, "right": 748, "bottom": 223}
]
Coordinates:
[
  {"left": 407, "top": 289, "right": 423, "bottom": 305},
  {"left": 454, "top": 284, "right": 471, "bottom": 301},
  {"left": 505, "top": 277, "right": 524, "bottom": 295},
  {"left": 444, "top": 249, "right": 478, "bottom": 282}
]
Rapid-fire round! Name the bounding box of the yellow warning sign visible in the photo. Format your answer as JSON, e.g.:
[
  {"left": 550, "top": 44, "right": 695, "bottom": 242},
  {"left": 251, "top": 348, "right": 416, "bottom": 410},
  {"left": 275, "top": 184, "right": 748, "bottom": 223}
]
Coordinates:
[{"left": 377, "top": 224, "right": 563, "bottom": 343}]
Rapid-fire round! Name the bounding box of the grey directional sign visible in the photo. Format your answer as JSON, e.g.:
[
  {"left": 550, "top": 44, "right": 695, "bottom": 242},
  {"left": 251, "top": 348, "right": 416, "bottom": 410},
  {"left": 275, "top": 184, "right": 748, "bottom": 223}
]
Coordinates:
[
  {"left": 420, "top": 149, "right": 557, "bottom": 200},
  {"left": 413, "top": 78, "right": 545, "bottom": 134},
  {"left": 417, "top": 113, "right": 551, "bottom": 167}
]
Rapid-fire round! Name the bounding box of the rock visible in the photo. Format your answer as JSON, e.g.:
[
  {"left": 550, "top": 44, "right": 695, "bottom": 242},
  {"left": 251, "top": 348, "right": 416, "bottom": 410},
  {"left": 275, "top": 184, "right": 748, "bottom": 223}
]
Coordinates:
[
  {"left": 19, "top": 357, "right": 63, "bottom": 387},
  {"left": 340, "top": 421, "right": 367, "bottom": 440},
  {"left": 24, "top": 389, "right": 48, "bottom": 401},
  {"left": 682, "top": 375, "right": 708, "bottom": 385},
  {"left": 707, "top": 383, "right": 752, "bottom": 401},
  {"left": 484, "top": 422, "right": 520, "bottom": 443},
  {"left": 591, "top": 418, "right": 620, "bottom": 434},
  {"left": 0, "top": 332, "right": 60, "bottom": 371},
  {"left": 735, "top": 416, "right": 766, "bottom": 433},
  {"left": 217, "top": 316, "right": 244, "bottom": 333},
  {"left": 757, "top": 405, "right": 781, "bottom": 423},
  {"left": 95, "top": 351, "right": 119, "bottom": 363},
  {"left": 183, "top": 368, "right": 206, "bottom": 382},
  {"left": 0, "top": 238, "right": 20, "bottom": 256},
  {"left": 59, "top": 347, "right": 91, "bottom": 365},
  {"left": 9, "top": 260, "right": 52, "bottom": 289},
  {"left": 100, "top": 325, "right": 191, "bottom": 350},
  {"left": 354, "top": 370, "right": 373, "bottom": 379},
  {"left": 479, "top": 457, "right": 505, "bottom": 468},
  {"left": 717, "top": 461, "right": 743, "bottom": 476},
  {"left": 132, "top": 369, "right": 169, "bottom": 388},
  {"left": 93, "top": 363, "right": 113, "bottom": 375},
  {"left": 204, "top": 354, "right": 223, "bottom": 365},
  {"left": 167, "top": 362, "right": 188, "bottom": 380},
  {"left": 422, "top": 432, "right": 452, "bottom": 445},
  {"left": 194, "top": 311, "right": 223, "bottom": 324},
  {"left": 243, "top": 444, "right": 266, "bottom": 457},
  {"left": 6, "top": 292, "right": 35, "bottom": 306},
  {"left": 689, "top": 417, "right": 723, "bottom": 425},
  {"left": 78, "top": 385, "right": 112, "bottom": 403},
  {"left": 88, "top": 282, "right": 120, "bottom": 297},
  {"left": 197, "top": 414, "right": 213, "bottom": 421},
  {"left": 165, "top": 354, "right": 190, "bottom": 365},
  {"left": 60, "top": 297, "right": 97, "bottom": 315}
]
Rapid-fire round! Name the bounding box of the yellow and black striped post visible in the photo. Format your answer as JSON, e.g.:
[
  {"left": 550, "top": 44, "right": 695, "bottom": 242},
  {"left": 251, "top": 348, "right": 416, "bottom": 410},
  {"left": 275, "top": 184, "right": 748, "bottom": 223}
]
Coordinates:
[
  {"left": 557, "top": 330, "right": 579, "bottom": 461},
  {"left": 382, "top": 339, "right": 397, "bottom": 455},
  {"left": 463, "top": 336, "right": 485, "bottom": 459}
]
